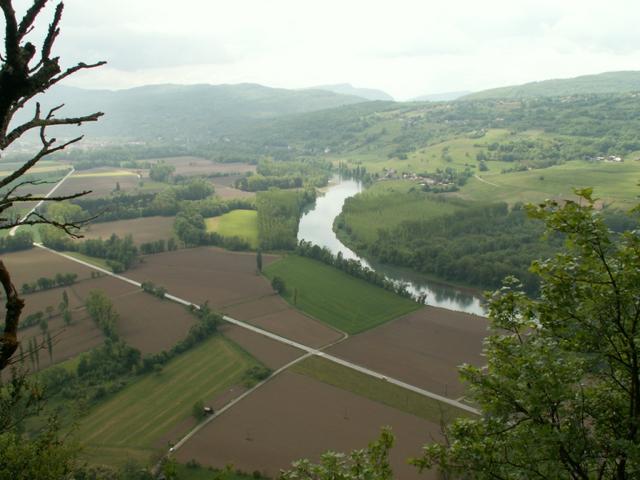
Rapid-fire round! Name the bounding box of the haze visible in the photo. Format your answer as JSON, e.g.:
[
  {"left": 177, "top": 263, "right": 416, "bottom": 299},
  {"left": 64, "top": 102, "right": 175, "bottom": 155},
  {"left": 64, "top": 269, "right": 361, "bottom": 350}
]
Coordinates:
[{"left": 13, "top": 0, "right": 640, "bottom": 100}]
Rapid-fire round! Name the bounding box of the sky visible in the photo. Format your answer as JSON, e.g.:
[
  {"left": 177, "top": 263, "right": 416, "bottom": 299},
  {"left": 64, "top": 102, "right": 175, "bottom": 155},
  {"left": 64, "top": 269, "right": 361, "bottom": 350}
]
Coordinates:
[{"left": 11, "top": 0, "right": 640, "bottom": 100}]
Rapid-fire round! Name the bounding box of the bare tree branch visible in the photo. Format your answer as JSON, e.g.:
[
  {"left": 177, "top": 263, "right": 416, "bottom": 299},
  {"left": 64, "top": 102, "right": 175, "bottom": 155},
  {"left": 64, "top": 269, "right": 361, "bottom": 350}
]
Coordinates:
[{"left": 0, "top": 0, "right": 105, "bottom": 370}]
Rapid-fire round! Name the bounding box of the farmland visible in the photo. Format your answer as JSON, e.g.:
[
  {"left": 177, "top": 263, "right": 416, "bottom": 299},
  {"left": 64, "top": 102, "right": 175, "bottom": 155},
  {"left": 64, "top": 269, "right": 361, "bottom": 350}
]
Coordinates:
[
  {"left": 82, "top": 216, "right": 175, "bottom": 245},
  {"left": 76, "top": 335, "right": 259, "bottom": 466},
  {"left": 126, "top": 247, "right": 279, "bottom": 308},
  {"left": 176, "top": 371, "right": 443, "bottom": 480},
  {"left": 147, "top": 156, "right": 256, "bottom": 177},
  {"left": 205, "top": 210, "right": 259, "bottom": 249},
  {"left": 292, "top": 356, "right": 473, "bottom": 421},
  {"left": 327, "top": 306, "right": 488, "bottom": 398},
  {"left": 223, "top": 295, "right": 343, "bottom": 348},
  {"left": 263, "top": 255, "right": 420, "bottom": 334}
]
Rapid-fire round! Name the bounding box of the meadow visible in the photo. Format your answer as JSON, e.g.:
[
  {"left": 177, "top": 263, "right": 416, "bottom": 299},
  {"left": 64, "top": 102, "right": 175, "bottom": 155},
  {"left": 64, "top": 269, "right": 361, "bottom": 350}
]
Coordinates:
[
  {"left": 263, "top": 255, "right": 420, "bottom": 334},
  {"left": 76, "top": 335, "right": 259, "bottom": 465},
  {"left": 205, "top": 210, "right": 259, "bottom": 249}
]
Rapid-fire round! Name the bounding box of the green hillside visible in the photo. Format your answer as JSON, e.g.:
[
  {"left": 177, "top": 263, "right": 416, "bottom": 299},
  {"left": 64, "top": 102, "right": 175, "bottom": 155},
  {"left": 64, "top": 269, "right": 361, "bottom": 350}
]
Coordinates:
[{"left": 463, "top": 71, "right": 640, "bottom": 100}]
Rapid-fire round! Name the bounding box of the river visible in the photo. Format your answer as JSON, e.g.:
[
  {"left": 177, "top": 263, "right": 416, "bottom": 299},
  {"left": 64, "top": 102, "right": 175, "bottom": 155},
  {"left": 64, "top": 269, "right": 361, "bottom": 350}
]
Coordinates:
[{"left": 297, "top": 176, "right": 487, "bottom": 316}]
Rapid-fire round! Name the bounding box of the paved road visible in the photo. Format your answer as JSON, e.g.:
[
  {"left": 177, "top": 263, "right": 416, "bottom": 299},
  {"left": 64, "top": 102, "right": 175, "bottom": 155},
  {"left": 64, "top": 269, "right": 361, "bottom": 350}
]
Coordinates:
[
  {"left": 26, "top": 171, "right": 479, "bottom": 419},
  {"left": 34, "top": 243, "right": 479, "bottom": 415},
  {"left": 10, "top": 167, "right": 76, "bottom": 236}
]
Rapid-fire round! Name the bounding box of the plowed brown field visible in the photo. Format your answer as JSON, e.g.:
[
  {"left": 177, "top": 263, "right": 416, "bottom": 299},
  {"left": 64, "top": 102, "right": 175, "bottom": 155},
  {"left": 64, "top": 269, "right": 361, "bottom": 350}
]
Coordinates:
[
  {"left": 328, "top": 306, "right": 488, "bottom": 398},
  {"left": 177, "top": 371, "right": 441, "bottom": 480}
]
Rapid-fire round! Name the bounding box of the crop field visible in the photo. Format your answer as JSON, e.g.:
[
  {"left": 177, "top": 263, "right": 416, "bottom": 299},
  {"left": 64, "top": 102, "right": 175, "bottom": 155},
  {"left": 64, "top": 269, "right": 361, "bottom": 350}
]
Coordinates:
[
  {"left": 328, "top": 306, "right": 488, "bottom": 398},
  {"left": 213, "top": 184, "right": 255, "bottom": 200},
  {"left": 263, "top": 256, "right": 420, "bottom": 334},
  {"left": 113, "top": 290, "right": 196, "bottom": 354},
  {"left": 76, "top": 335, "right": 259, "bottom": 466},
  {"left": 205, "top": 210, "right": 258, "bottom": 249},
  {"left": 339, "top": 181, "right": 468, "bottom": 243},
  {"left": 82, "top": 216, "right": 175, "bottom": 245},
  {"left": 1, "top": 248, "right": 94, "bottom": 287},
  {"left": 459, "top": 159, "right": 640, "bottom": 207},
  {"left": 292, "top": 356, "right": 474, "bottom": 422},
  {"left": 177, "top": 371, "right": 442, "bottom": 480},
  {"left": 149, "top": 156, "right": 256, "bottom": 177},
  {"left": 55, "top": 169, "right": 144, "bottom": 198},
  {"left": 17, "top": 312, "right": 104, "bottom": 372},
  {"left": 220, "top": 324, "right": 303, "bottom": 369},
  {"left": 127, "top": 247, "right": 279, "bottom": 308},
  {"left": 223, "top": 295, "right": 343, "bottom": 348}
]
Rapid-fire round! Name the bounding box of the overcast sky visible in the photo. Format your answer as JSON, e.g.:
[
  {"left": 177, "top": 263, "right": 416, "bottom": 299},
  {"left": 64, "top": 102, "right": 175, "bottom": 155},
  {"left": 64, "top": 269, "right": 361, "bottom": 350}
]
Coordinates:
[{"left": 12, "top": 0, "right": 640, "bottom": 100}]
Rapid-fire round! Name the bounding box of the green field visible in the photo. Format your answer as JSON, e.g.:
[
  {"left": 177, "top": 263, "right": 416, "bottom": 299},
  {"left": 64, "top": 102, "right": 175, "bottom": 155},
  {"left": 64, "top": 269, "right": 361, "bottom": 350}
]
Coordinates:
[
  {"left": 205, "top": 210, "right": 259, "bottom": 249},
  {"left": 292, "top": 356, "right": 473, "bottom": 422},
  {"left": 460, "top": 160, "right": 640, "bottom": 207},
  {"left": 338, "top": 180, "right": 467, "bottom": 244},
  {"left": 76, "top": 335, "right": 259, "bottom": 465},
  {"left": 263, "top": 255, "right": 419, "bottom": 334}
]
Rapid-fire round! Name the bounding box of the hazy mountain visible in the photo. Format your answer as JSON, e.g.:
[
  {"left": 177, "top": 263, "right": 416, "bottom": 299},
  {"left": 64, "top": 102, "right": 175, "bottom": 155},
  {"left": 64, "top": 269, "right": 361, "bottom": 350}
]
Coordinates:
[
  {"left": 463, "top": 71, "right": 640, "bottom": 100},
  {"left": 310, "top": 83, "right": 394, "bottom": 101},
  {"left": 20, "top": 83, "right": 367, "bottom": 142},
  {"left": 409, "top": 91, "right": 472, "bottom": 102}
]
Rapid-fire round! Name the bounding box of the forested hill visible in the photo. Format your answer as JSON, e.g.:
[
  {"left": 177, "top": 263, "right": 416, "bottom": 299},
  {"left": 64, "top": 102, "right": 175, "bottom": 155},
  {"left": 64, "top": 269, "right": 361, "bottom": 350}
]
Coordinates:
[
  {"left": 463, "top": 71, "right": 640, "bottom": 100},
  {"left": 19, "top": 83, "right": 367, "bottom": 142},
  {"left": 310, "top": 83, "right": 394, "bottom": 101}
]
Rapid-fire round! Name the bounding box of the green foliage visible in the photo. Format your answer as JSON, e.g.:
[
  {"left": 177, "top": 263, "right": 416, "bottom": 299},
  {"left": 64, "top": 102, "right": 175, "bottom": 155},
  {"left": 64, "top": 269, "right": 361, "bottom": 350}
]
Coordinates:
[
  {"left": 40, "top": 231, "right": 138, "bottom": 272},
  {"left": 243, "top": 365, "right": 272, "bottom": 387},
  {"left": 149, "top": 161, "right": 175, "bottom": 182},
  {"left": 256, "top": 188, "right": 315, "bottom": 250},
  {"left": 281, "top": 428, "right": 394, "bottom": 480},
  {"left": 416, "top": 191, "right": 640, "bottom": 478},
  {"left": 363, "top": 202, "right": 561, "bottom": 293},
  {"left": 0, "top": 420, "right": 78, "bottom": 480},
  {"left": 85, "top": 290, "right": 120, "bottom": 340},
  {"left": 0, "top": 230, "right": 33, "bottom": 253},
  {"left": 20, "top": 272, "right": 77, "bottom": 294},
  {"left": 192, "top": 400, "right": 205, "bottom": 421},
  {"left": 270, "top": 276, "right": 286, "bottom": 294},
  {"left": 264, "top": 256, "right": 419, "bottom": 334}
]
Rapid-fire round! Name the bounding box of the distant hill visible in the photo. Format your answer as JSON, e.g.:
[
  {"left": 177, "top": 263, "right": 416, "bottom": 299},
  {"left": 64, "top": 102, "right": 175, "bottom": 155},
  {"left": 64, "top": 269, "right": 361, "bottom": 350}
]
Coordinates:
[
  {"left": 21, "top": 83, "right": 367, "bottom": 142},
  {"left": 409, "top": 91, "right": 472, "bottom": 102},
  {"left": 463, "top": 71, "right": 640, "bottom": 100},
  {"left": 310, "top": 83, "right": 394, "bottom": 101}
]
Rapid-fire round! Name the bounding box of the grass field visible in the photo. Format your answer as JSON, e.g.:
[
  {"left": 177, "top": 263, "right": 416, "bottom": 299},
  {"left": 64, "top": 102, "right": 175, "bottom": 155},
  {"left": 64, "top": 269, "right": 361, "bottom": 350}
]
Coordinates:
[
  {"left": 76, "top": 335, "right": 259, "bottom": 465},
  {"left": 339, "top": 180, "right": 467, "bottom": 243},
  {"left": 263, "top": 255, "right": 420, "bottom": 334},
  {"left": 460, "top": 160, "right": 640, "bottom": 207},
  {"left": 62, "top": 251, "right": 113, "bottom": 272},
  {"left": 205, "top": 210, "right": 258, "bottom": 249},
  {"left": 292, "top": 356, "right": 473, "bottom": 423}
]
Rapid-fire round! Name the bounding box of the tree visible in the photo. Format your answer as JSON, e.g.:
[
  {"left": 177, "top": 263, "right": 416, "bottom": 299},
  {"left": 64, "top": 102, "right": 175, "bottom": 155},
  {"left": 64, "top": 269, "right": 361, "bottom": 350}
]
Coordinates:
[
  {"left": 416, "top": 189, "right": 640, "bottom": 479},
  {"left": 192, "top": 400, "right": 205, "bottom": 421},
  {"left": 271, "top": 276, "right": 286, "bottom": 295},
  {"left": 0, "top": 0, "right": 104, "bottom": 371},
  {"left": 281, "top": 429, "right": 394, "bottom": 480},
  {"left": 256, "top": 249, "right": 263, "bottom": 272}
]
